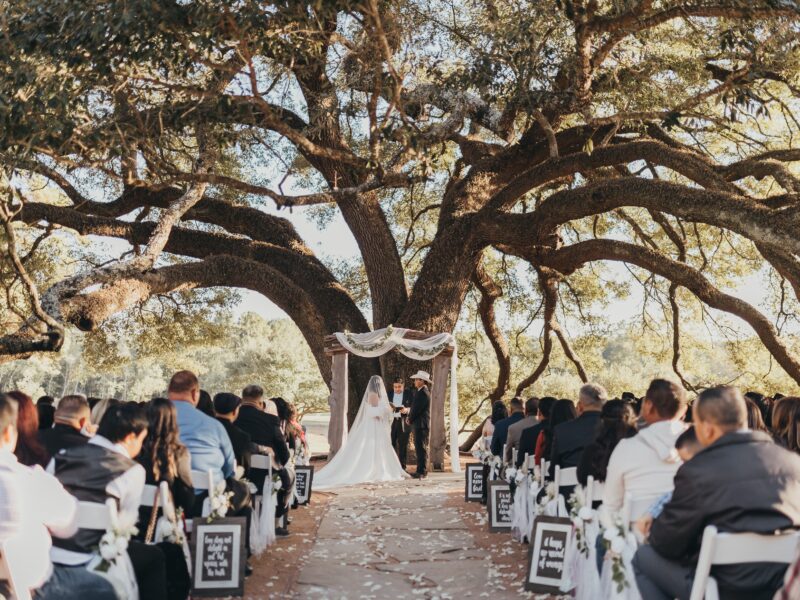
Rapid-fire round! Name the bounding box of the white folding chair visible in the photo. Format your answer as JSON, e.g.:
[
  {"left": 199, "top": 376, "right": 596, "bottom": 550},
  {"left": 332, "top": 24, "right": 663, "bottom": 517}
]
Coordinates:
[
  {"left": 187, "top": 469, "right": 215, "bottom": 533},
  {"left": 140, "top": 481, "right": 178, "bottom": 523},
  {"left": 0, "top": 540, "right": 31, "bottom": 600},
  {"left": 585, "top": 475, "right": 605, "bottom": 506},
  {"left": 250, "top": 454, "right": 285, "bottom": 527},
  {"left": 553, "top": 465, "right": 578, "bottom": 493},
  {"left": 76, "top": 498, "right": 116, "bottom": 531},
  {"left": 540, "top": 459, "right": 549, "bottom": 484},
  {"left": 620, "top": 492, "right": 663, "bottom": 530},
  {"left": 512, "top": 447, "right": 518, "bottom": 467},
  {"left": 689, "top": 525, "right": 800, "bottom": 600}
]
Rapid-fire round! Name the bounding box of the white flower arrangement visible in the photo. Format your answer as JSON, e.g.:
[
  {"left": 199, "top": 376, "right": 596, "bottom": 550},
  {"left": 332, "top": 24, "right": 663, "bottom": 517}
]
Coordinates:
[
  {"left": 470, "top": 445, "right": 493, "bottom": 465},
  {"left": 95, "top": 513, "right": 138, "bottom": 572},
  {"left": 514, "top": 468, "right": 527, "bottom": 485},
  {"left": 271, "top": 472, "right": 283, "bottom": 496},
  {"left": 504, "top": 467, "right": 520, "bottom": 484},
  {"left": 162, "top": 508, "right": 186, "bottom": 546},
  {"left": 207, "top": 480, "right": 234, "bottom": 523},
  {"left": 568, "top": 486, "right": 595, "bottom": 556},
  {"left": 601, "top": 517, "right": 636, "bottom": 593}
]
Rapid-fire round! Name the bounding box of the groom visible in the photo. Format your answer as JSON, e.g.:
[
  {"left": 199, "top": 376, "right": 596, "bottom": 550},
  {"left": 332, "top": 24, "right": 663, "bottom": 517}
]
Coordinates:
[{"left": 406, "top": 370, "right": 432, "bottom": 479}]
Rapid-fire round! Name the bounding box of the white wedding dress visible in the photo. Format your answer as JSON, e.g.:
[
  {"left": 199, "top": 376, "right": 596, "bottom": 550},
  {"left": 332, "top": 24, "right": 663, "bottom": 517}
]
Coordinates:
[{"left": 315, "top": 375, "right": 410, "bottom": 490}]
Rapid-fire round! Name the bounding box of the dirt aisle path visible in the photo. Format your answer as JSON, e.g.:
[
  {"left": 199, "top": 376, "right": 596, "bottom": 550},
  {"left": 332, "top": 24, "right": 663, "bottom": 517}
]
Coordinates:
[{"left": 287, "top": 472, "right": 535, "bottom": 599}]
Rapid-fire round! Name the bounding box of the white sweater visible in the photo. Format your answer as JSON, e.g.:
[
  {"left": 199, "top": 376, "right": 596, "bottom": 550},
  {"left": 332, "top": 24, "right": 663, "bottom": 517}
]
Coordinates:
[{"left": 601, "top": 420, "right": 687, "bottom": 519}]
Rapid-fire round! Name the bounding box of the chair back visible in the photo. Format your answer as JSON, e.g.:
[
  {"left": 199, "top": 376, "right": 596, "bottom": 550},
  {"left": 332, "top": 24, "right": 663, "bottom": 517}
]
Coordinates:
[
  {"left": 250, "top": 454, "right": 273, "bottom": 496},
  {"left": 520, "top": 453, "right": 531, "bottom": 472},
  {"left": 554, "top": 466, "right": 578, "bottom": 492},
  {"left": 140, "top": 481, "right": 177, "bottom": 520},
  {"left": 540, "top": 460, "right": 549, "bottom": 484},
  {"left": 689, "top": 525, "right": 800, "bottom": 600},
  {"left": 76, "top": 498, "right": 116, "bottom": 530},
  {"left": 190, "top": 469, "right": 215, "bottom": 492},
  {"left": 585, "top": 475, "right": 605, "bottom": 505},
  {"left": 0, "top": 540, "right": 32, "bottom": 600},
  {"left": 621, "top": 492, "right": 663, "bottom": 530}
]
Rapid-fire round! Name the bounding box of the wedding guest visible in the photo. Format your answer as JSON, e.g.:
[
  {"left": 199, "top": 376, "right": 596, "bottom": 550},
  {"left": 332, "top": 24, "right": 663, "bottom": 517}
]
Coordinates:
[
  {"left": 236, "top": 384, "right": 292, "bottom": 535},
  {"left": 772, "top": 396, "right": 800, "bottom": 453},
  {"left": 577, "top": 399, "right": 637, "bottom": 486},
  {"left": 8, "top": 390, "right": 49, "bottom": 467},
  {"left": 39, "top": 395, "right": 91, "bottom": 459},
  {"left": 549, "top": 383, "right": 607, "bottom": 474},
  {"left": 504, "top": 397, "right": 539, "bottom": 463},
  {"left": 271, "top": 396, "right": 294, "bottom": 447},
  {"left": 36, "top": 395, "right": 55, "bottom": 430},
  {"left": 136, "top": 398, "right": 193, "bottom": 600},
  {"left": 138, "top": 397, "right": 195, "bottom": 516},
  {"left": 635, "top": 426, "right": 704, "bottom": 539},
  {"left": 745, "top": 397, "right": 768, "bottom": 432},
  {"left": 602, "top": 379, "right": 687, "bottom": 518},
  {"left": 634, "top": 386, "right": 800, "bottom": 600},
  {"left": 0, "top": 393, "right": 94, "bottom": 599},
  {"left": 482, "top": 400, "right": 508, "bottom": 444},
  {"left": 537, "top": 398, "right": 577, "bottom": 466},
  {"left": 168, "top": 371, "right": 235, "bottom": 490},
  {"left": 196, "top": 389, "right": 215, "bottom": 417},
  {"left": 481, "top": 400, "right": 508, "bottom": 502},
  {"left": 48, "top": 402, "right": 168, "bottom": 600},
  {"left": 516, "top": 396, "right": 556, "bottom": 468},
  {"left": 90, "top": 397, "right": 119, "bottom": 426},
  {"left": 214, "top": 392, "right": 253, "bottom": 472},
  {"left": 745, "top": 390, "right": 771, "bottom": 426},
  {"left": 286, "top": 403, "right": 308, "bottom": 458},
  {"left": 491, "top": 397, "right": 524, "bottom": 457}
]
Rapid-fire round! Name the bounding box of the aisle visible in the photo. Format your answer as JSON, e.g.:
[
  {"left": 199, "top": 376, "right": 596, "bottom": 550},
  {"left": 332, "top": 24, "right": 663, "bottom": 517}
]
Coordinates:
[{"left": 289, "top": 472, "right": 533, "bottom": 599}]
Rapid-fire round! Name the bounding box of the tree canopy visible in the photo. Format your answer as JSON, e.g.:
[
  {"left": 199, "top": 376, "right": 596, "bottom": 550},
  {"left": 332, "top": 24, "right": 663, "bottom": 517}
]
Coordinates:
[{"left": 3, "top": 0, "right": 800, "bottom": 414}]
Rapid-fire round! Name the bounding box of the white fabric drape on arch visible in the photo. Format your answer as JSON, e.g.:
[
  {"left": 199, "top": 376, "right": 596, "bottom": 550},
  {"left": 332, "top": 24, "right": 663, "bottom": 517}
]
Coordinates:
[{"left": 333, "top": 326, "right": 461, "bottom": 473}]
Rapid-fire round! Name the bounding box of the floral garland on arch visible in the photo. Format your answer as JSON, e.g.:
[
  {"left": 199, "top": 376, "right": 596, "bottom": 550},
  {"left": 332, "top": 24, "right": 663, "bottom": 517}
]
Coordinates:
[{"left": 333, "top": 326, "right": 461, "bottom": 473}]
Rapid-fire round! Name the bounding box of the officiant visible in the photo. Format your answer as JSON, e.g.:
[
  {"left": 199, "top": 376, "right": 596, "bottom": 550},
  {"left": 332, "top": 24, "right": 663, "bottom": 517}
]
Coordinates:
[{"left": 388, "top": 376, "right": 414, "bottom": 470}]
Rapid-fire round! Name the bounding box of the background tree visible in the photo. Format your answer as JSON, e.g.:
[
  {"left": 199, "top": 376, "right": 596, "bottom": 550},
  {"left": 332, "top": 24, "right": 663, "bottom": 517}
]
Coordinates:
[{"left": 2, "top": 1, "right": 800, "bottom": 425}]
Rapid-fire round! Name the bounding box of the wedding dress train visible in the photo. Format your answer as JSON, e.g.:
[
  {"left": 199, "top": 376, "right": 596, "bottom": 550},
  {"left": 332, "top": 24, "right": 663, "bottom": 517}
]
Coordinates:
[{"left": 314, "top": 375, "right": 410, "bottom": 490}]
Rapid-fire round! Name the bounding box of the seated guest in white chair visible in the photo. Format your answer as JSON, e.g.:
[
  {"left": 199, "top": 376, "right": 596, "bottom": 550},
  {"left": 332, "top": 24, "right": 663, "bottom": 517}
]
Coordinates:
[
  {"left": 48, "top": 402, "right": 168, "bottom": 600},
  {"left": 0, "top": 393, "right": 95, "bottom": 599},
  {"left": 601, "top": 379, "right": 688, "bottom": 520},
  {"left": 633, "top": 386, "right": 800, "bottom": 600}
]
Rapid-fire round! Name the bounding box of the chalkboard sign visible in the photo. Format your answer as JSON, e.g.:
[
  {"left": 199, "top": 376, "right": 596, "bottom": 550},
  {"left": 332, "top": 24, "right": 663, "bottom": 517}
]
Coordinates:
[
  {"left": 487, "top": 480, "right": 513, "bottom": 532},
  {"left": 465, "top": 463, "right": 484, "bottom": 502},
  {"left": 525, "top": 516, "right": 573, "bottom": 593},
  {"left": 294, "top": 465, "right": 314, "bottom": 505},
  {"left": 191, "top": 517, "right": 247, "bottom": 597}
]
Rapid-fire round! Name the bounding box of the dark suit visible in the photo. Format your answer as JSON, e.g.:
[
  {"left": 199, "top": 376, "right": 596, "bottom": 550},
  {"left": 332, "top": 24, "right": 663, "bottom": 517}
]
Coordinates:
[
  {"left": 549, "top": 411, "right": 601, "bottom": 475},
  {"left": 516, "top": 421, "right": 545, "bottom": 468},
  {"left": 490, "top": 412, "right": 524, "bottom": 457},
  {"left": 39, "top": 423, "right": 89, "bottom": 460},
  {"left": 388, "top": 387, "right": 414, "bottom": 468},
  {"left": 407, "top": 385, "right": 431, "bottom": 475},
  {"left": 216, "top": 417, "right": 253, "bottom": 473},
  {"left": 235, "top": 405, "right": 292, "bottom": 517},
  {"left": 636, "top": 431, "right": 800, "bottom": 600}
]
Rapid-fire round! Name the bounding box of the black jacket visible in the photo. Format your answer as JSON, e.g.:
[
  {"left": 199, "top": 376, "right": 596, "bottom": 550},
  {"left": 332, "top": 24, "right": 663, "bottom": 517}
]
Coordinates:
[
  {"left": 549, "top": 411, "right": 601, "bottom": 475},
  {"left": 408, "top": 385, "right": 431, "bottom": 430},
  {"left": 490, "top": 412, "right": 524, "bottom": 457},
  {"left": 39, "top": 423, "right": 89, "bottom": 460},
  {"left": 650, "top": 431, "right": 800, "bottom": 597},
  {"left": 235, "top": 405, "right": 290, "bottom": 467},
  {"left": 516, "top": 421, "right": 545, "bottom": 468},
  {"left": 387, "top": 387, "right": 414, "bottom": 410},
  {"left": 217, "top": 417, "right": 254, "bottom": 473}
]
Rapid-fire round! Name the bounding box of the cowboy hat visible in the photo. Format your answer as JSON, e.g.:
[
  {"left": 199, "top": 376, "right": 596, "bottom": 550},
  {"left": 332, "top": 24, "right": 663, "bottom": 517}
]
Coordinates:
[{"left": 410, "top": 370, "right": 433, "bottom": 384}]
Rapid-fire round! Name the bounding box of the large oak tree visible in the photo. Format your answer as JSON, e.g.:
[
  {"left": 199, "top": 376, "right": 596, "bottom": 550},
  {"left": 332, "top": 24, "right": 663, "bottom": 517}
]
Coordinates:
[{"left": 3, "top": 0, "right": 800, "bottom": 421}]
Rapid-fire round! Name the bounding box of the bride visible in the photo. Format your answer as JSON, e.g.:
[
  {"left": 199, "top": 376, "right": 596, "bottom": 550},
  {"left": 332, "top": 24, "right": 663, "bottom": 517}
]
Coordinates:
[{"left": 314, "top": 375, "right": 410, "bottom": 490}]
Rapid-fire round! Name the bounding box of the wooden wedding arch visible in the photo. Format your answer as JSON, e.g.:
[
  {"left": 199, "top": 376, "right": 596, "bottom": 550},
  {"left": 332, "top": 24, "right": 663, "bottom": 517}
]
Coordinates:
[{"left": 323, "top": 329, "right": 455, "bottom": 471}]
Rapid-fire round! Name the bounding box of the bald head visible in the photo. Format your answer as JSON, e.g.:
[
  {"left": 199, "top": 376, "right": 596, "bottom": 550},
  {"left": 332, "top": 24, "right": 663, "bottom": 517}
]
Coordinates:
[
  {"left": 693, "top": 385, "right": 747, "bottom": 447},
  {"left": 56, "top": 395, "right": 91, "bottom": 429}
]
